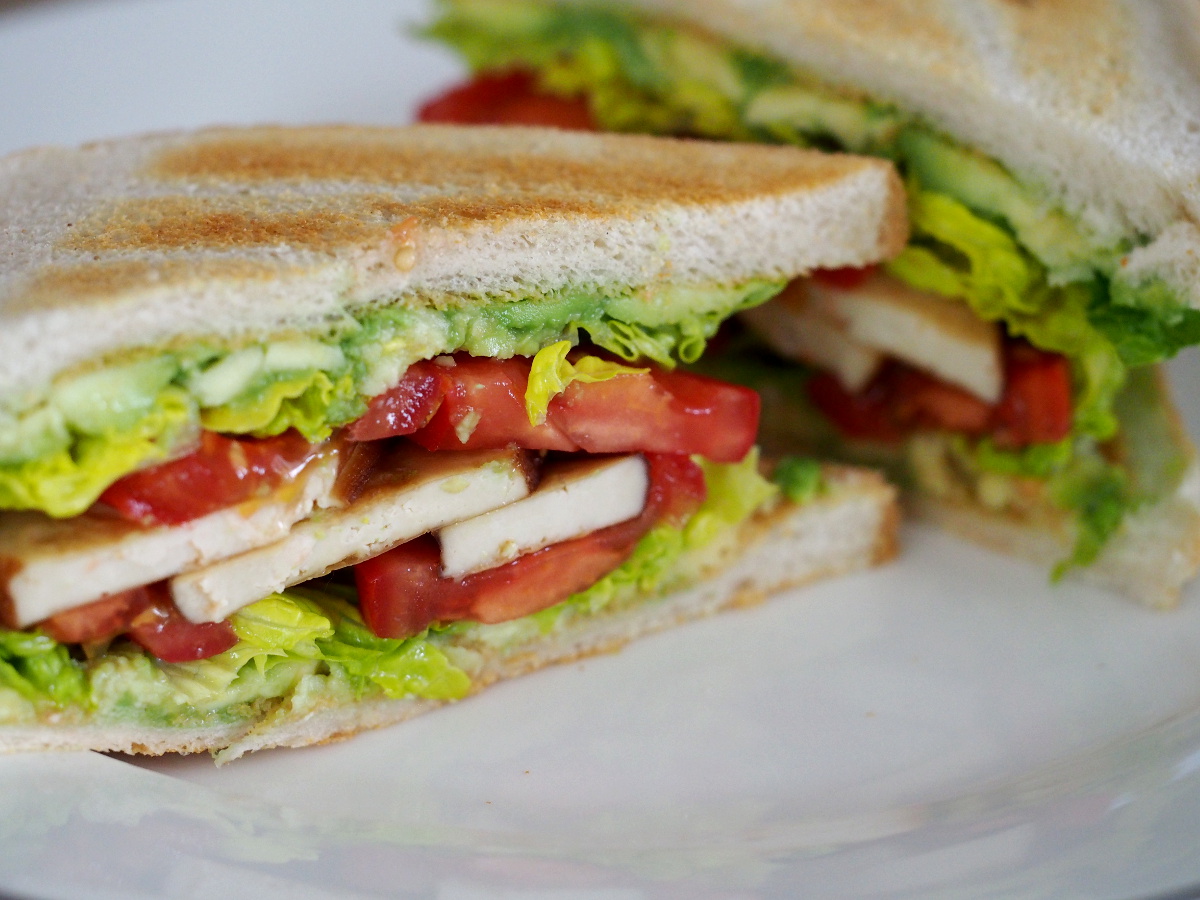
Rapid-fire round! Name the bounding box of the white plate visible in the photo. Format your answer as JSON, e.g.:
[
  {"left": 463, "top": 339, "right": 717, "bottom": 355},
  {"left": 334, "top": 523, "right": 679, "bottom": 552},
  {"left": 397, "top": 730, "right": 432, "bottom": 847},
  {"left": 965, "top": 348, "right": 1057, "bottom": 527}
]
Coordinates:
[{"left": 2, "top": 2, "right": 1200, "bottom": 897}]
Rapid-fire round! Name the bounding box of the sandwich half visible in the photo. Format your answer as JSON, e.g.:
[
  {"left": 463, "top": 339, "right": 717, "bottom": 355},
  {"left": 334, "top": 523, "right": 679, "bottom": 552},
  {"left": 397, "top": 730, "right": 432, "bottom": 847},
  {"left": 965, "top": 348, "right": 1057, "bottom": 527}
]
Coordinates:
[
  {"left": 0, "top": 124, "right": 903, "bottom": 761},
  {"left": 424, "top": 0, "right": 1200, "bottom": 606}
]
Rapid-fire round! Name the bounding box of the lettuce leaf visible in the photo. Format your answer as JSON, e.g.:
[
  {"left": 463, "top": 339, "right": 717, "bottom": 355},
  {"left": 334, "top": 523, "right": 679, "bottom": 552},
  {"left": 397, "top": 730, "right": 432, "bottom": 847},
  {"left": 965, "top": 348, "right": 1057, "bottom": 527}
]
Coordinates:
[
  {"left": 888, "top": 188, "right": 1126, "bottom": 442},
  {"left": 1093, "top": 275, "right": 1200, "bottom": 367},
  {"left": 0, "top": 388, "right": 197, "bottom": 518},
  {"left": 201, "top": 370, "right": 364, "bottom": 442},
  {"left": 524, "top": 341, "right": 647, "bottom": 424},
  {"left": 0, "top": 631, "right": 87, "bottom": 708},
  {"left": 1049, "top": 454, "right": 1129, "bottom": 576},
  {"left": 953, "top": 435, "right": 1130, "bottom": 574},
  {"left": 230, "top": 593, "right": 334, "bottom": 667},
  {"left": 772, "top": 455, "right": 824, "bottom": 503},
  {"left": 158, "top": 591, "right": 472, "bottom": 707},
  {"left": 308, "top": 593, "right": 471, "bottom": 701}
]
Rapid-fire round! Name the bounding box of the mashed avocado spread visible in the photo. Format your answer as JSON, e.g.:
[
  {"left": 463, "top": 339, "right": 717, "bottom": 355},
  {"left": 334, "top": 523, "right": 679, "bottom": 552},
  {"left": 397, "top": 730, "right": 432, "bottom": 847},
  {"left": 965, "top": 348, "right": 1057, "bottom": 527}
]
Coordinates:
[
  {"left": 0, "top": 278, "right": 781, "bottom": 518},
  {"left": 426, "top": 0, "right": 1200, "bottom": 569}
]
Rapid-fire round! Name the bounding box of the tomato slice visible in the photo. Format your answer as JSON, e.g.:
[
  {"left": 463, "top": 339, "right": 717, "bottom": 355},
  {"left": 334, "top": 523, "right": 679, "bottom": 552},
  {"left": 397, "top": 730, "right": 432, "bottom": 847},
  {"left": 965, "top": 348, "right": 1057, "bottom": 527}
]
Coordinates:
[
  {"left": 100, "top": 430, "right": 321, "bottom": 526},
  {"left": 812, "top": 265, "right": 878, "bottom": 291},
  {"left": 640, "top": 450, "right": 708, "bottom": 526},
  {"left": 347, "top": 360, "right": 452, "bottom": 441},
  {"left": 553, "top": 367, "right": 761, "bottom": 463},
  {"left": 418, "top": 71, "right": 534, "bottom": 124},
  {"left": 40, "top": 584, "right": 237, "bottom": 662},
  {"left": 991, "top": 343, "right": 1072, "bottom": 448},
  {"left": 417, "top": 70, "right": 596, "bottom": 130},
  {"left": 356, "top": 453, "right": 705, "bottom": 639},
  {"left": 40, "top": 590, "right": 154, "bottom": 645},
  {"left": 891, "top": 368, "right": 992, "bottom": 435},
  {"left": 807, "top": 369, "right": 905, "bottom": 443},
  {"left": 408, "top": 355, "right": 578, "bottom": 452},
  {"left": 809, "top": 340, "right": 1072, "bottom": 448},
  {"left": 371, "top": 353, "right": 759, "bottom": 463},
  {"left": 125, "top": 584, "right": 239, "bottom": 663}
]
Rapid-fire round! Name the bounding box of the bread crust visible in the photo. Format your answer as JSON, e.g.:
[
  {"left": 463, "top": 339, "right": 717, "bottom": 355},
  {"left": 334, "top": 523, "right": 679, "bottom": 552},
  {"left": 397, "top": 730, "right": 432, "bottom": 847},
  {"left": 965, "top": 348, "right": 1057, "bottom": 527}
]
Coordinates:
[
  {"left": 0, "top": 124, "right": 906, "bottom": 410},
  {"left": 912, "top": 474, "right": 1200, "bottom": 610}
]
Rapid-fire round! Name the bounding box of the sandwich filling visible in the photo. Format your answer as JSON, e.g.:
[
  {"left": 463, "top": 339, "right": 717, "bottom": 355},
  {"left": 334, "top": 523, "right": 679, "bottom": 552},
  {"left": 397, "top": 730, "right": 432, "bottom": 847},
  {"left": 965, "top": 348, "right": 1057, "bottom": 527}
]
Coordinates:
[
  {"left": 424, "top": 0, "right": 1200, "bottom": 574},
  {"left": 0, "top": 275, "right": 817, "bottom": 752}
]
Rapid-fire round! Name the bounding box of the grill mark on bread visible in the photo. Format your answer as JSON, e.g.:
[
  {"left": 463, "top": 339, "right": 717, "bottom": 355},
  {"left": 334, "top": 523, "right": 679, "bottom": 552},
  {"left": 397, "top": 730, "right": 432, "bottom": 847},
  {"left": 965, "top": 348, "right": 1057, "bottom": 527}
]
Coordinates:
[
  {"left": 61, "top": 197, "right": 397, "bottom": 255},
  {"left": 146, "top": 128, "right": 875, "bottom": 210},
  {"left": 56, "top": 194, "right": 606, "bottom": 257},
  {"left": 997, "top": 0, "right": 1132, "bottom": 114},
  {"left": 14, "top": 257, "right": 284, "bottom": 315},
  {"left": 58, "top": 138, "right": 877, "bottom": 256}
]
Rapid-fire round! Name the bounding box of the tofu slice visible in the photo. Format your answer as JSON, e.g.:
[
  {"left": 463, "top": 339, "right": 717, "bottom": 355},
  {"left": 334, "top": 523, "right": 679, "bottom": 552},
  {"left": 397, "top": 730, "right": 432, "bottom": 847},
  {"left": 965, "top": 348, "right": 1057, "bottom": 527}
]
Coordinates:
[
  {"left": 741, "top": 286, "right": 883, "bottom": 391},
  {"left": 0, "top": 454, "right": 340, "bottom": 629},
  {"left": 439, "top": 454, "right": 649, "bottom": 579},
  {"left": 743, "top": 274, "right": 1003, "bottom": 402},
  {"left": 171, "top": 446, "right": 535, "bottom": 624},
  {"left": 810, "top": 272, "right": 1003, "bottom": 403}
]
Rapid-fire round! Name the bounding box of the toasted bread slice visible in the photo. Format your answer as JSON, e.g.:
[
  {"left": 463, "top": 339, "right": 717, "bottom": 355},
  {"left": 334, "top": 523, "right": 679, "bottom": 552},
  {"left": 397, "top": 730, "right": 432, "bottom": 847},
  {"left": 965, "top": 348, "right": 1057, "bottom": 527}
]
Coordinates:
[
  {"left": 0, "top": 124, "right": 905, "bottom": 412},
  {"left": 490, "top": 0, "right": 1200, "bottom": 299}
]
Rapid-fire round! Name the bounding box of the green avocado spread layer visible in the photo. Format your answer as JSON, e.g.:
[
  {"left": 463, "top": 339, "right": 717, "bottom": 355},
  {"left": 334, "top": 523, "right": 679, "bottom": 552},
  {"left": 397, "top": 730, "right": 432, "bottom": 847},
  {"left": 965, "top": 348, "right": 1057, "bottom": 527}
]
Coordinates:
[
  {"left": 427, "top": 0, "right": 1200, "bottom": 570},
  {"left": 0, "top": 278, "right": 781, "bottom": 518}
]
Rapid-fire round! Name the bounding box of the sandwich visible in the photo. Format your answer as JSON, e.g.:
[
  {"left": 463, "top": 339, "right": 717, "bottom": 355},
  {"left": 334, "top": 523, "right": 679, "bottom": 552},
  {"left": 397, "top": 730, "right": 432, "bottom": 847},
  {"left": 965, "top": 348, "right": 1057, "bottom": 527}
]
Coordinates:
[
  {"left": 0, "top": 123, "right": 904, "bottom": 761},
  {"left": 423, "top": 0, "right": 1200, "bottom": 606}
]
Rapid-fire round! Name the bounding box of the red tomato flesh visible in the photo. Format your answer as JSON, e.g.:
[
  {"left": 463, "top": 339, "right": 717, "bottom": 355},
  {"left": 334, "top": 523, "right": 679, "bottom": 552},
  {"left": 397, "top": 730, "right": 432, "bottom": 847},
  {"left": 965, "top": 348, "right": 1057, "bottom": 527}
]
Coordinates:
[
  {"left": 356, "top": 453, "right": 705, "bottom": 639},
  {"left": 99, "top": 430, "right": 321, "bottom": 526},
  {"left": 409, "top": 355, "right": 578, "bottom": 452},
  {"left": 367, "top": 353, "right": 760, "bottom": 463},
  {"left": 808, "top": 340, "right": 1072, "bottom": 448},
  {"left": 40, "top": 591, "right": 152, "bottom": 645},
  {"left": 553, "top": 367, "right": 761, "bottom": 462},
  {"left": 40, "top": 583, "right": 237, "bottom": 663},
  {"left": 812, "top": 265, "right": 878, "bottom": 291},
  {"left": 890, "top": 367, "right": 993, "bottom": 435},
  {"left": 417, "top": 70, "right": 596, "bottom": 131},
  {"left": 125, "top": 584, "right": 239, "bottom": 663},
  {"left": 991, "top": 342, "right": 1073, "bottom": 448},
  {"left": 347, "top": 360, "right": 452, "bottom": 441},
  {"left": 807, "top": 369, "right": 906, "bottom": 443}
]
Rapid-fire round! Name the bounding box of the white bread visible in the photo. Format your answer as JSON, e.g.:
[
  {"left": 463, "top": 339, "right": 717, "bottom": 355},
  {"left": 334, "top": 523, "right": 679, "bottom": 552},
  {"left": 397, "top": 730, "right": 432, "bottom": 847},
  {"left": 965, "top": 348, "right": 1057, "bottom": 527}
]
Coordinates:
[
  {"left": 913, "top": 472, "right": 1200, "bottom": 610},
  {"left": 0, "top": 124, "right": 906, "bottom": 412},
  {"left": 543, "top": 0, "right": 1200, "bottom": 304},
  {"left": 909, "top": 367, "right": 1200, "bottom": 608},
  {"left": 0, "top": 466, "right": 897, "bottom": 762}
]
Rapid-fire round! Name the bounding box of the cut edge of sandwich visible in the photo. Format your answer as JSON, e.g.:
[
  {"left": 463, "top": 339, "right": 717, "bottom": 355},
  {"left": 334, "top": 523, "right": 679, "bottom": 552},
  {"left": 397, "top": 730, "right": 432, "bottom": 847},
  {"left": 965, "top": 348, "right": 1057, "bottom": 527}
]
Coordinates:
[{"left": 0, "top": 465, "right": 897, "bottom": 763}]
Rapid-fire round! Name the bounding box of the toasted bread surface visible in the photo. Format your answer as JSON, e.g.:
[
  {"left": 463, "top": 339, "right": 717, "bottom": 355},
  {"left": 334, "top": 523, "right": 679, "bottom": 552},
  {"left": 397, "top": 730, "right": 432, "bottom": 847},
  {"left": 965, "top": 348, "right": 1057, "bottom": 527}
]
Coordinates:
[
  {"left": 0, "top": 124, "right": 905, "bottom": 409},
  {"left": 565, "top": 0, "right": 1200, "bottom": 238}
]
